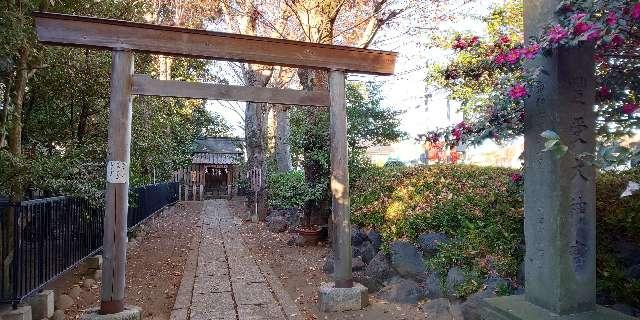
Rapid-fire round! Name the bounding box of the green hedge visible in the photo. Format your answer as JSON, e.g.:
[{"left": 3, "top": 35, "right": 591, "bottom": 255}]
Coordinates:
[
  {"left": 351, "top": 164, "right": 640, "bottom": 305},
  {"left": 267, "top": 170, "right": 324, "bottom": 209}
]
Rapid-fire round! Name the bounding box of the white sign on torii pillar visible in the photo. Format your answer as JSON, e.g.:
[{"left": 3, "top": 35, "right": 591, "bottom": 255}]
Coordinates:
[{"left": 33, "top": 11, "right": 397, "bottom": 315}]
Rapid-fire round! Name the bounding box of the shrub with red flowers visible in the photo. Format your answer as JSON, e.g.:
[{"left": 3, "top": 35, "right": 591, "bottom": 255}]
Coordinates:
[{"left": 426, "top": 0, "right": 640, "bottom": 165}]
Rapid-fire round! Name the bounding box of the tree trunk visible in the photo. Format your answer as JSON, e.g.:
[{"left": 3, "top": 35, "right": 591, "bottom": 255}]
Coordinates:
[
  {"left": 7, "top": 46, "right": 28, "bottom": 158},
  {"left": 245, "top": 100, "right": 268, "bottom": 220},
  {"left": 77, "top": 103, "right": 89, "bottom": 143},
  {"left": 0, "top": 79, "right": 10, "bottom": 148},
  {"left": 274, "top": 105, "right": 292, "bottom": 172},
  {"left": 2, "top": 45, "right": 29, "bottom": 302}
]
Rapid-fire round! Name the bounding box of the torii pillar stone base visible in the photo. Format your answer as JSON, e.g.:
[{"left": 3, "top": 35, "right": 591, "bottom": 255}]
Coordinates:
[
  {"left": 80, "top": 306, "right": 142, "bottom": 320},
  {"left": 318, "top": 282, "right": 368, "bottom": 313}
]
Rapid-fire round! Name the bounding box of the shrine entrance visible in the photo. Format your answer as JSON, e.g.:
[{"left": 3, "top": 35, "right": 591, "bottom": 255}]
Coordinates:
[
  {"left": 33, "top": 11, "right": 397, "bottom": 315},
  {"left": 205, "top": 166, "right": 228, "bottom": 197}
]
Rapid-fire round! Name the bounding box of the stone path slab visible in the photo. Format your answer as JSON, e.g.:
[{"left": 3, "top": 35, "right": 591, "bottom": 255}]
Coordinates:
[{"left": 171, "top": 200, "right": 302, "bottom": 320}]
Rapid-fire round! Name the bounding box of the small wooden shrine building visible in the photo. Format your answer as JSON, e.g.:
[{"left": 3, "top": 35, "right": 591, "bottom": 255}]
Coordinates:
[{"left": 174, "top": 137, "right": 244, "bottom": 199}]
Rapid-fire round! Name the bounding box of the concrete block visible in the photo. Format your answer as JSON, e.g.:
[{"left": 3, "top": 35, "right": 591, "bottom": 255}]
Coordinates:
[
  {"left": 28, "top": 290, "right": 54, "bottom": 319},
  {"left": 480, "top": 295, "right": 637, "bottom": 320},
  {"left": 318, "top": 282, "right": 368, "bottom": 313},
  {"left": 1, "top": 306, "right": 32, "bottom": 320},
  {"left": 85, "top": 255, "right": 103, "bottom": 270},
  {"left": 79, "top": 306, "right": 141, "bottom": 320}
]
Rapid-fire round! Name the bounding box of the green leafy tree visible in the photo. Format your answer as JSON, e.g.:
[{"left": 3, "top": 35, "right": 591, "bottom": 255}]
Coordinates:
[{"left": 287, "top": 81, "right": 405, "bottom": 223}]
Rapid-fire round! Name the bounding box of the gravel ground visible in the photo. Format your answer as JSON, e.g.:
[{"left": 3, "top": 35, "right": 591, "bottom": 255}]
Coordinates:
[
  {"left": 44, "top": 201, "right": 203, "bottom": 320},
  {"left": 228, "top": 198, "right": 424, "bottom": 320}
]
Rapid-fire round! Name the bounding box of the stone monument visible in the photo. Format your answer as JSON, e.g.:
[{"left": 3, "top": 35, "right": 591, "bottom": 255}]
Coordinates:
[{"left": 481, "top": 1, "right": 635, "bottom": 319}]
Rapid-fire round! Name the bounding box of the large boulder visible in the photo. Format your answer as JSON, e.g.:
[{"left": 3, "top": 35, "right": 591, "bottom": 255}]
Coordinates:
[
  {"left": 365, "top": 252, "right": 396, "bottom": 289},
  {"left": 422, "top": 271, "right": 444, "bottom": 299},
  {"left": 389, "top": 241, "right": 426, "bottom": 279},
  {"left": 379, "top": 277, "right": 422, "bottom": 304},
  {"left": 351, "top": 227, "right": 367, "bottom": 246},
  {"left": 418, "top": 233, "right": 449, "bottom": 257},
  {"left": 270, "top": 208, "right": 302, "bottom": 226},
  {"left": 358, "top": 241, "right": 376, "bottom": 264},
  {"left": 445, "top": 267, "right": 465, "bottom": 298},
  {"left": 367, "top": 230, "right": 383, "bottom": 251},
  {"left": 352, "top": 256, "right": 365, "bottom": 271},
  {"left": 266, "top": 215, "right": 288, "bottom": 233}
]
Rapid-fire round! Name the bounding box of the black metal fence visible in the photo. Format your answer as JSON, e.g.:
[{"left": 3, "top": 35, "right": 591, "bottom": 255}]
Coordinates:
[{"left": 0, "top": 182, "right": 178, "bottom": 305}]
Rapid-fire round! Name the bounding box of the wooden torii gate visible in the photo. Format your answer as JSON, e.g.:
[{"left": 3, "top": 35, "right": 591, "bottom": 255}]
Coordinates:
[{"left": 33, "top": 12, "right": 397, "bottom": 314}]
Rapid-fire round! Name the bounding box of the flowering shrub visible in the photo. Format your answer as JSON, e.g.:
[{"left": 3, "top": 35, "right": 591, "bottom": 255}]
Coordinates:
[
  {"left": 426, "top": 0, "right": 640, "bottom": 156},
  {"left": 351, "top": 164, "right": 640, "bottom": 305}
]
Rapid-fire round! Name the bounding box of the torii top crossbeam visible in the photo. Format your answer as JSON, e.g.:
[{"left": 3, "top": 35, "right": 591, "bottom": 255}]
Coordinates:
[{"left": 33, "top": 12, "right": 397, "bottom": 75}]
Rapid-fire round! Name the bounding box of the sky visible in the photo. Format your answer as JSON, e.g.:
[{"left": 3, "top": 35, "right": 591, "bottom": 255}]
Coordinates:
[{"left": 206, "top": 0, "right": 506, "bottom": 160}]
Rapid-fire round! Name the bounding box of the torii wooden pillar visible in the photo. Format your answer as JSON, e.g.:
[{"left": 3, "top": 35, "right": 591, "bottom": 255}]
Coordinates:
[{"left": 33, "top": 12, "right": 397, "bottom": 314}]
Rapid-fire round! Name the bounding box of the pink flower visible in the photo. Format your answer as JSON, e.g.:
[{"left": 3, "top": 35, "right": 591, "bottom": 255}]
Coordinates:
[
  {"left": 606, "top": 11, "right": 618, "bottom": 26},
  {"left": 506, "top": 49, "right": 522, "bottom": 64},
  {"left": 469, "top": 36, "right": 480, "bottom": 46},
  {"left": 610, "top": 34, "right": 625, "bottom": 47},
  {"left": 452, "top": 128, "right": 462, "bottom": 140},
  {"left": 623, "top": 103, "right": 639, "bottom": 114},
  {"left": 509, "top": 84, "right": 528, "bottom": 99},
  {"left": 548, "top": 25, "right": 568, "bottom": 43},
  {"left": 453, "top": 38, "right": 468, "bottom": 50},
  {"left": 494, "top": 53, "right": 507, "bottom": 64},
  {"left": 452, "top": 122, "right": 470, "bottom": 140},
  {"left": 510, "top": 173, "right": 523, "bottom": 183},
  {"left": 571, "top": 12, "right": 588, "bottom": 22},
  {"left": 574, "top": 21, "right": 593, "bottom": 35},
  {"left": 597, "top": 86, "right": 612, "bottom": 99},
  {"left": 632, "top": 3, "right": 640, "bottom": 20},
  {"left": 586, "top": 27, "right": 602, "bottom": 41},
  {"left": 520, "top": 44, "right": 540, "bottom": 59}
]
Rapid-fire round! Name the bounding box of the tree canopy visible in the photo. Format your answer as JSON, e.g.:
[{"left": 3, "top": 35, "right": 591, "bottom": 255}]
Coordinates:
[{"left": 0, "top": 0, "right": 230, "bottom": 202}]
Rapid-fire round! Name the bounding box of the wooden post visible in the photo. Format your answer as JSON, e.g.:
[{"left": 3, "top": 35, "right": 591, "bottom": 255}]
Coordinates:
[
  {"left": 329, "top": 70, "right": 352, "bottom": 288},
  {"left": 101, "top": 49, "right": 134, "bottom": 314}
]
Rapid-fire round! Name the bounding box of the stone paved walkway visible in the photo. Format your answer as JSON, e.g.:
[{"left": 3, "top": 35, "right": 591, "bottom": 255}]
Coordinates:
[{"left": 170, "top": 200, "right": 302, "bottom": 320}]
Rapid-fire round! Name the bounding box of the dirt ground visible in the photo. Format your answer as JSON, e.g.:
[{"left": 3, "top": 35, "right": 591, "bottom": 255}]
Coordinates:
[
  {"left": 45, "top": 201, "right": 203, "bottom": 320},
  {"left": 229, "top": 198, "right": 425, "bottom": 320}
]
